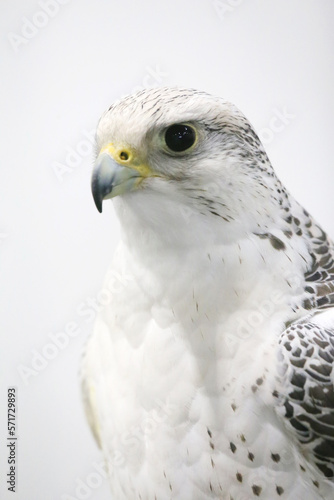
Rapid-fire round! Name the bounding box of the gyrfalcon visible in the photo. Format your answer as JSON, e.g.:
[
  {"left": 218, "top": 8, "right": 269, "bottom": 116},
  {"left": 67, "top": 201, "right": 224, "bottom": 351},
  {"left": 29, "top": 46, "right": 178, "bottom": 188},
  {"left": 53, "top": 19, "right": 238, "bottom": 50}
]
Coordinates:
[{"left": 82, "top": 87, "right": 334, "bottom": 500}]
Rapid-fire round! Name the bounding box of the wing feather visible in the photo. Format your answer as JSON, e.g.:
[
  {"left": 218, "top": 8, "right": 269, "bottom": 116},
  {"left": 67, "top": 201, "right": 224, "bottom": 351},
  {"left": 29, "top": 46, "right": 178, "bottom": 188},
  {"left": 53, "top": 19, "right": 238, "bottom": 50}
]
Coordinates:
[{"left": 275, "top": 318, "right": 334, "bottom": 479}]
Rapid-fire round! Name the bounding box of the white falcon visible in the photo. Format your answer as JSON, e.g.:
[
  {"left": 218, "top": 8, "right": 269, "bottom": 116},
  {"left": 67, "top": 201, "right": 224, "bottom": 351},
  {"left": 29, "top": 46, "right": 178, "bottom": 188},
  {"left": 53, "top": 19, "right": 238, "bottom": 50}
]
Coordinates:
[{"left": 82, "top": 87, "right": 334, "bottom": 500}]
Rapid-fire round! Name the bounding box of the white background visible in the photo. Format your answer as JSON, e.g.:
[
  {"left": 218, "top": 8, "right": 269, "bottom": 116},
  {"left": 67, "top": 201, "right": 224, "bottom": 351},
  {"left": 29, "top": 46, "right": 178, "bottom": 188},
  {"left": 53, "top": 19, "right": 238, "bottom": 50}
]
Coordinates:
[{"left": 1, "top": 1, "right": 334, "bottom": 499}]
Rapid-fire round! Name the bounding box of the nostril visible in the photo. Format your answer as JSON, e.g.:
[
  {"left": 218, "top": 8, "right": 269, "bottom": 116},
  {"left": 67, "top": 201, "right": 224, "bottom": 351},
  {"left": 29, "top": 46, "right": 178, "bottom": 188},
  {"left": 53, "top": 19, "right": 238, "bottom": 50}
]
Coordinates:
[{"left": 119, "top": 151, "right": 129, "bottom": 161}]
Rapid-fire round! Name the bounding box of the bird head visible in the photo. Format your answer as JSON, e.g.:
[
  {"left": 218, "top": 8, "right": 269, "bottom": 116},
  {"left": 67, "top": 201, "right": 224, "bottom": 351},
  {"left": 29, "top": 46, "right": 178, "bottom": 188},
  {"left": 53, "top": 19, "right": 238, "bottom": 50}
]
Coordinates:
[{"left": 92, "top": 87, "right": 286, "bottom": 246}]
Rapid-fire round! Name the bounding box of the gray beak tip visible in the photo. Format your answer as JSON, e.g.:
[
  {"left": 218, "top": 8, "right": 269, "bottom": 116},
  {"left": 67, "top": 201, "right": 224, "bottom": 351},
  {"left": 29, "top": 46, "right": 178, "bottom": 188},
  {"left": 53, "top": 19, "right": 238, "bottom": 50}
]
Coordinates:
[
  {"left": 91, "top": 151, "right": 142, "bottom": 212},
  {"left": 95, "top": 201, "right": 103, "bottom": 214},
  {"left": 92, "top": 188, "right": 103, "bottom": 213},
  {"left": 91, "top": 177, "right": 104, "bottom": 213}
]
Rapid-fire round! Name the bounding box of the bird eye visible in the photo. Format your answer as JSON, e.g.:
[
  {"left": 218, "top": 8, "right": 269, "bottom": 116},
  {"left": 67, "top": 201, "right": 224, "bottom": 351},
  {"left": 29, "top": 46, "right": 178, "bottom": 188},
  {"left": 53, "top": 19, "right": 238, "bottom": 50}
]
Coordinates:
[{"left": 164, "top": 124, "right": 196, "bottom": 153}]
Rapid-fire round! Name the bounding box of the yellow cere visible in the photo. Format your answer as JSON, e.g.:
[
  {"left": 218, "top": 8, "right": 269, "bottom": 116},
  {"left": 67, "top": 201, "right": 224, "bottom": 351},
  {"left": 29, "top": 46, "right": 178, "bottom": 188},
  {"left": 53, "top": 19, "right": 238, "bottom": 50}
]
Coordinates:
[{"left": 100, "top": 142, "right": 158, "bottom": 179}]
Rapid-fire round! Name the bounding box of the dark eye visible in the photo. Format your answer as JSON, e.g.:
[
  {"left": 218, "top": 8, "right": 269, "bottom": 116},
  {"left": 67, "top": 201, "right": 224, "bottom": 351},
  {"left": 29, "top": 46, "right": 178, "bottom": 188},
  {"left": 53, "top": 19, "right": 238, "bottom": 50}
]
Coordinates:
[{"left": 164, "top": 124, "right": 196, "bottom": 152}]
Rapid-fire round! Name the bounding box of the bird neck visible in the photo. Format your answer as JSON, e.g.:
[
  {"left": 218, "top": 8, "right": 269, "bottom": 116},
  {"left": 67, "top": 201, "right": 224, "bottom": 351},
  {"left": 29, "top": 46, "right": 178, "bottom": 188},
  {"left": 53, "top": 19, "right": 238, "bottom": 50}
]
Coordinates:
[
  {"left": 119, "top": 222, "right": 310, "bottom": 331},
  {"left": 113, "top": 189, "right": 318, "bottom": 335}
]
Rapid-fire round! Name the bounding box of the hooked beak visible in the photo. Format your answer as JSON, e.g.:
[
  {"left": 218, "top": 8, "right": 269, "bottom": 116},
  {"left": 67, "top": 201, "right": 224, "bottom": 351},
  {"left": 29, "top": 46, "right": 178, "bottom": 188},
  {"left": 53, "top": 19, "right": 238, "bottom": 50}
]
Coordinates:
[{"left": 91, "top": 152, "right": 142, "bottom": 213}]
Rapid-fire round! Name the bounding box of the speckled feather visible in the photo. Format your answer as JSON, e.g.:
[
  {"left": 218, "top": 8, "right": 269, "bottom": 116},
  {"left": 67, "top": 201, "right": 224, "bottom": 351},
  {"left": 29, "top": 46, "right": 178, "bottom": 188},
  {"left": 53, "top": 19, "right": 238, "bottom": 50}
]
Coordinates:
[{"left": 82, "top": 87, "right": 334, "bottom": 500}]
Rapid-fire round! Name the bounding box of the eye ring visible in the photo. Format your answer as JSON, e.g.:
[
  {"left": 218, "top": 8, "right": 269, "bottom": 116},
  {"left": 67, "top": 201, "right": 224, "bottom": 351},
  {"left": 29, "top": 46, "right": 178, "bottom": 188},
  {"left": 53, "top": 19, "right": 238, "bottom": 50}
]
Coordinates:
[{"left": 164, "top": 123, "right": 197, "bottom": 153}]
